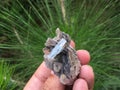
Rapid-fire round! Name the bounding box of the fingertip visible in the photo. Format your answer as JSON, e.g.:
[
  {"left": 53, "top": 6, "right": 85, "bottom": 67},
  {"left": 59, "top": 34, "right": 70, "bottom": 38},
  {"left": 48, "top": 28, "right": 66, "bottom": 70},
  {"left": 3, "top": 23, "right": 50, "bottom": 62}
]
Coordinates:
[
  {"left": 73, "top": 79, "right": 88, "bottom": 90},
  {"left": 80, "top": 65, "right": 94, "bottom": 90},
  {"left": 70, "top": 40, "right": 75, "bottom": 48},
  {"left": 24, "top": 62, "right": 51, "bottom": 90},
  {"left": 34, "top": 62, "right": 51, "bottom": 83},
  {"left": 44, "top": 74, "right": 65, "bottom": 90},
  {"left": 77, "top": 50, "right": 90, "bottom": 65}
]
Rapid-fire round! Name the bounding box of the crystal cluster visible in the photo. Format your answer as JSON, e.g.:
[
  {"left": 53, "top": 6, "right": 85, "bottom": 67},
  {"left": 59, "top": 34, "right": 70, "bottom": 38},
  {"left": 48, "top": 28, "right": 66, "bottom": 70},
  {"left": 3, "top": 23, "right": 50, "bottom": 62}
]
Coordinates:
[{"left": 43, "top": 28, "right": 81, "bottom": 85}]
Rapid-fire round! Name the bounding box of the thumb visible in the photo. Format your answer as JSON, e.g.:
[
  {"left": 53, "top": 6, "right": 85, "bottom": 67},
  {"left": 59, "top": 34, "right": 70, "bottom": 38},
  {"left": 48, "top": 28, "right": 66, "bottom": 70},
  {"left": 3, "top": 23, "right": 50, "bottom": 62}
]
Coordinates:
[
  {"left": 24, "top": 62, "right": 51, "bottom": 90},
  {"left": 73, "top": 79, "right": 88, "bottom": 90}
]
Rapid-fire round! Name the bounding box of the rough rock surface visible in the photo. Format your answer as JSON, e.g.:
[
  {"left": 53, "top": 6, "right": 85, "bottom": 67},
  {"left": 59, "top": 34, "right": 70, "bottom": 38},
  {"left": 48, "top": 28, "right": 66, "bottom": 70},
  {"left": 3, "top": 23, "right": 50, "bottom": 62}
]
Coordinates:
[{"left": 43, "top": 28, "right": 81, "bottom": 85}]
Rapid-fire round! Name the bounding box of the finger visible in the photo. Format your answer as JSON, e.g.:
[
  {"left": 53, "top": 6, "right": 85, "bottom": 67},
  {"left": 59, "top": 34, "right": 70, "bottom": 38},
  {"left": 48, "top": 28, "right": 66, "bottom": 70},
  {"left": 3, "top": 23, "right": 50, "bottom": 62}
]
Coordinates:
[
  {"left": 24, "top": 62, "right": 51, "bottom": 90},
  {"left": 43, "top": 74, "right": 65, "bottom": 90},
  {"left": 77, "top": 50, "right": 90, "bottom": 65},
  {"left": 70, "top": 40, "right": 75, "bottom": 48},
  {"left": 80, "top": 65, "right": 94, "bottom": 90},
  {"left": 73, "top": 79, "right": 88, "bottom": 90}
]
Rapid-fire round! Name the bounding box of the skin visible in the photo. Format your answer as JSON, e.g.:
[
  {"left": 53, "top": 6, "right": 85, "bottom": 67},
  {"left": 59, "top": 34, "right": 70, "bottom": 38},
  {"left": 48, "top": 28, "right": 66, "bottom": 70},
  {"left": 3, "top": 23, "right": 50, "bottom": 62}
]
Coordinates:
[{"left": 24, "top": 41, "right": 94, "bottom": 90}]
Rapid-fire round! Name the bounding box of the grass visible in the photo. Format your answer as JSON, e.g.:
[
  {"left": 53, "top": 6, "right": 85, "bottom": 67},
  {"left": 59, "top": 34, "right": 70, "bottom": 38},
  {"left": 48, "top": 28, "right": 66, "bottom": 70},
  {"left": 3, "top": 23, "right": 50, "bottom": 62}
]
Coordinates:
[
  {"left": 0, "top": 0, "right": 120, "bottom": 90},
  {"left": 0, "top": 60, "right": 16, "bottom": 90}
]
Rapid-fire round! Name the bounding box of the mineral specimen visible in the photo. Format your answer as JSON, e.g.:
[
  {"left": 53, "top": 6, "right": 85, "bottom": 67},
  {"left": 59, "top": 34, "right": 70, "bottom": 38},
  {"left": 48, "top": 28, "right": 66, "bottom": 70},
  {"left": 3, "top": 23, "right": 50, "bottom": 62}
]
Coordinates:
[{"left": 43, "top": 28, "right": 81, "bottom": 85}]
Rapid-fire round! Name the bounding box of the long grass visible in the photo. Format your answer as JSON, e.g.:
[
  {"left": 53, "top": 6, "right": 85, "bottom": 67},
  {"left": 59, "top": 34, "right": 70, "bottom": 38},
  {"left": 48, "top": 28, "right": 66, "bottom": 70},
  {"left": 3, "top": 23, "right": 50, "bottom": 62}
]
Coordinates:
[
  {"left": 0, "top": 0, "right": 120, "bottom": 90},
  {"left": 0, "top": 60, "right": 16, "bottom": 90}
]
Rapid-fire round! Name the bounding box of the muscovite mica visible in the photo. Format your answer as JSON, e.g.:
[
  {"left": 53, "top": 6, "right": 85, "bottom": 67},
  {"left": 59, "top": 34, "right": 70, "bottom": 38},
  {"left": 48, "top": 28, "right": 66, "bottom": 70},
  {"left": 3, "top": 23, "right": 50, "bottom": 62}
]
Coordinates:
[{"left": 43, "top": 28, "right": 81, "bottom": 85}]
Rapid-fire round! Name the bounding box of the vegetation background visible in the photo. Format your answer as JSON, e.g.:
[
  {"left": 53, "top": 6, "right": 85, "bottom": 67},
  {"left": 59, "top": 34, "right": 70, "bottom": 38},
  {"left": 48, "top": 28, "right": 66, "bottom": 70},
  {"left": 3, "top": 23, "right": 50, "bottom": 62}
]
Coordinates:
[{"left": 0, "top": 0, "right": 120, "bottom": 90}]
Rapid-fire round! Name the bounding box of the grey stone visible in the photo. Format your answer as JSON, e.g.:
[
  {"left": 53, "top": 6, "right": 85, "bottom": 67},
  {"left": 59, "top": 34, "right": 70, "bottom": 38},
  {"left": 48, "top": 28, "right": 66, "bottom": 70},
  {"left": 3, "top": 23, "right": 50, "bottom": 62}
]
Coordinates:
[{"left": 43, "top": 28, "right": 81, "bottom": 85}]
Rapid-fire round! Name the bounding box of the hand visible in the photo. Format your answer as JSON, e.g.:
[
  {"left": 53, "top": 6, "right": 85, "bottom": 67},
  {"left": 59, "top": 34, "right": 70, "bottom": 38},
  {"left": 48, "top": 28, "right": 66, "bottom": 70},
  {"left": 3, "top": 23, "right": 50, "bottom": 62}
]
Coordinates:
[{"left": 24, "top": 41, "right": 94, "bottom": 90}]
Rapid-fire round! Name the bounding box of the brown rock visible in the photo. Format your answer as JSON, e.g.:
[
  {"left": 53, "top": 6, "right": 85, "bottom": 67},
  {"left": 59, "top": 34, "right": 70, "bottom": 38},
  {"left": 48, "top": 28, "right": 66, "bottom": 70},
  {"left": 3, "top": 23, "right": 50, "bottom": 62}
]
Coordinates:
[{"left": 43, "top": 28, "right": 81, "bottom": 85}]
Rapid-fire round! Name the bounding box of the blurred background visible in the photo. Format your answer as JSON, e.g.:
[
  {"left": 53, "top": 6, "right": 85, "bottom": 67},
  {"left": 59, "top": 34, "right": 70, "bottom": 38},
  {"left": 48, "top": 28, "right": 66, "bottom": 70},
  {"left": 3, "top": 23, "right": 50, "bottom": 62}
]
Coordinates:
[{"left": 0, "top": 0, "right": 120, "bottom": 90}]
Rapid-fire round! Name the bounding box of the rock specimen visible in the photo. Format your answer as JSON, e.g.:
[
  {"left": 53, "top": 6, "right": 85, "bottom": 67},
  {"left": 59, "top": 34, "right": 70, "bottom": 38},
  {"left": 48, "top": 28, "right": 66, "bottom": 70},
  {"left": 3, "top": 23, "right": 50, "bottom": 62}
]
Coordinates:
[{"left": 43, "top": 28, "right": 81, "bottom": 85}]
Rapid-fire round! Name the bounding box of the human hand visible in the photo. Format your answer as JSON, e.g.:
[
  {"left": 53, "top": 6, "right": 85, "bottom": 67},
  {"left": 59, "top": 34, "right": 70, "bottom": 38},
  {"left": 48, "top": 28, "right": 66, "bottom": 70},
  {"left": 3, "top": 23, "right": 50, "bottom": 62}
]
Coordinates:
[{"left": 24, "top": 41, "right": 94, "bottom": 90}]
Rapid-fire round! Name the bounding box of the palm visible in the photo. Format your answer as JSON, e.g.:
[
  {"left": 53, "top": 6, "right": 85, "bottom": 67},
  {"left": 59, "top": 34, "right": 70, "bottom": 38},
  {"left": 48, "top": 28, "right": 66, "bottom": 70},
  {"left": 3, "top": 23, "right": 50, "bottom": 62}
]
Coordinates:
[{"left": 24, "top": 42, "right": 94, "bottom": 90}]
